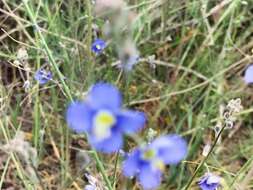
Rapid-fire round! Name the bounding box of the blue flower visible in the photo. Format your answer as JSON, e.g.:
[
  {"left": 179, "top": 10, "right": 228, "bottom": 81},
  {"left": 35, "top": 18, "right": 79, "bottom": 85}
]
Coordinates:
[
  {"left": 91, "top": 39, "right": 106, "bottom": 54},
  {"left": 123, "top": 135, "right": 187, "bottom": 189},
  {"left": 34, "top": 69, "right": 52, "bottom": 84},
  {"left": 66, "top": 83, "right": 146, "bottom": 153},
  {"left": 198, "top": 173, "right": 221, "bottom": 190},
  {"left": 244, "top": 64, "right": 253, "bottom": 84}
]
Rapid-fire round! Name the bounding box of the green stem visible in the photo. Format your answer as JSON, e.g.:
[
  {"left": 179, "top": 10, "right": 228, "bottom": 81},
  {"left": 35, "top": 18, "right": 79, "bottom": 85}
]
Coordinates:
[
  {"left": 184, "top": 126, "right": 225, "bottom": 190},
  {"left": 33, "top": 31, "right": 41, "bottom": 150},
  {"left": 85, "top": 0, "right": 94, "bottom": 85},
  {"left": 0, "top": 156, "right": 11, "bottom": 189},
  {"left": 92, "top": 151, "right": 113, "bottom": 190},
  {"left": 113, "top": 151, "right": 120, "bottom": 189}
]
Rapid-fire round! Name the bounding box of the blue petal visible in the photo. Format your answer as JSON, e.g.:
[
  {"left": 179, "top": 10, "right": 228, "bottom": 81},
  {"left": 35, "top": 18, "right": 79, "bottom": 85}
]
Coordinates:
[
  {"left": 199, "top": 183, "right": 219, "bottom": 190},
  {"left": 199, "top": 175, "right": 208, "bottom": 184},
  {"left": 198, "top": 173, "right": 220, "bottom": 190},
  {"left": 88, "top": 130, "right": 123, "bottom": 153},
  {"left": 122, "top": 149, "right": 141, "bottom": 177},
  {"left": 244, "top": 65, "right": 253, "bottom": 84},
  {"left": 138, "top": 165, "right": 162, "bottom": 190},
  {"left": 34, "top": 69, "right": 52, "bottom": 84},
  {"left": 206, "top": 174, "right": 220, "bottom": 184},
  {"left": 151, "top": 135, "right": 187, "bottom": 165},
  {"left": 117, "top": 110, "right": 146, "bottom": 133},
  {"left": 66, "top": 101, "right": 94, "bottom": 133},
  {"left": 84, "top": 185, "right": 96, "bottom": 190},
  {"left": 87, "top": 83, "right": 122, "bottom": 111}
]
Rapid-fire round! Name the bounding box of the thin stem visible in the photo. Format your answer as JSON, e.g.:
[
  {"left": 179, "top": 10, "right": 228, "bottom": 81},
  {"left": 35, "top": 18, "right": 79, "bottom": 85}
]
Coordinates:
[
  {"left": 33, "top": 32, "right": 41, "bottom": 149},
  {"left": 85, "top": 0, "right": 95, "bottom": 85},
  {"left": 184, "top": 126, "right": 225, "bottom": 190},
  {"left": 113, "top": 151, "right": 120, "bottom": 189},
  {"left": 0, "top": 156, "right": 11, "bottom": 189},
  {"left": 92, "top": 151, "right": 113, "bottom": 190}
]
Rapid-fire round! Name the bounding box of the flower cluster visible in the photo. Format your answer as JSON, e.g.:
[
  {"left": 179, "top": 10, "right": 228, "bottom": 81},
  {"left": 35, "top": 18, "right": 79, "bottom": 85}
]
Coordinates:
[
  {"left": 32, "top": 24, "right": 230, "bottom": 190},
  {"left": 92, "top": 0, "right": 140, "bottom": 72},
  {"left": 65, "top": 82, "right": 188, "bottom": 189},
  {"left": 123, "top": 135, "right": 187, "bottom": 189},
  {"left": 34, "top": 68, "right": 52, "bottom": 85},
  {"left": 223, "top": 98, "right": 243, "bottom": 128},
  {"left": 23, "top": 1, "right": 247, "bottom": 190}
]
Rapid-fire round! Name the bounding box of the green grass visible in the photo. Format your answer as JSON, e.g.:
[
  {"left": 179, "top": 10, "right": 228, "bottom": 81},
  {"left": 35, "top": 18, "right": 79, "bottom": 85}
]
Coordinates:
[{"left": 1, "top": 0, "right": 253, "bottom": 189}]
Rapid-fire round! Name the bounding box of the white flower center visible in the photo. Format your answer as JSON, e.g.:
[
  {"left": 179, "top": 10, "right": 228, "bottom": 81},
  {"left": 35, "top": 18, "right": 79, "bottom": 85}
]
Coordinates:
[
  {"left": 95, "top": 44, "right": 101, "bottom": 50},
  {"left": 93, "top": 110, "right": 116, "bottom": 140}
]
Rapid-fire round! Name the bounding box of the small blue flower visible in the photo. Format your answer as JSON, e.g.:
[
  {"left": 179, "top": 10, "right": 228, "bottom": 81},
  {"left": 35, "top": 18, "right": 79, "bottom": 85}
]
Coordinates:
[
  {"left": 66, "top": 82, "right": 146, "bottom": 153},
  {"left": 123, "top": 135, "right": 187, "bottom": 189},
  {"left": 91, "top": 39, "right": 106, "bottom": 54},
  {"left": 34, "top": 69, "right": 52, "bottom": 84},
  {"left": 244, "top": 64, "right": 253, "bottom": 84},
  {"left": 198, "top": 173, "right": 221, "bottom": 190}
]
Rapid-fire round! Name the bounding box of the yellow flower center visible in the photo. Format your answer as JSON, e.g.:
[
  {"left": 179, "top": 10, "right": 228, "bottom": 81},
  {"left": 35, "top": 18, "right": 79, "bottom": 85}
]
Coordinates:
[
  {"left": 93, "top": 110, "right": 116, "bottom": 140},
  {"left": 153, "top": 159, "right": 165, "bottom": 171},
  {"left": 142, "top": 149, "right": 165, "bottom": 171},
  {"left": 143, "top": 149, "right": 156, "bottom": 160}
]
